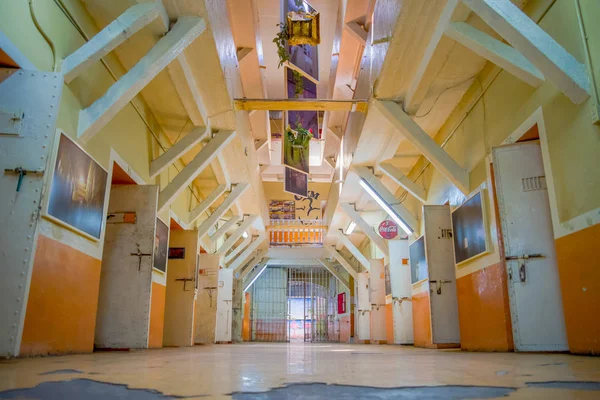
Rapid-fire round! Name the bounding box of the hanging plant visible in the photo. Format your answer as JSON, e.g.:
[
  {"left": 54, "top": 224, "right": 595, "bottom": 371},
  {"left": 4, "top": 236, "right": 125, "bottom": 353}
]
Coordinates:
[
  {"left": 284, "top": 123, "right": 313, "bottom": 171},
  {"left": 273, "top": 22, "right": 290, "bottom": 68},
  {"left": 293, "top": 70, "right": 304, "bottom": 98},
  {"left": 286, "top": 123, "right": 313, "bottom": 147}
]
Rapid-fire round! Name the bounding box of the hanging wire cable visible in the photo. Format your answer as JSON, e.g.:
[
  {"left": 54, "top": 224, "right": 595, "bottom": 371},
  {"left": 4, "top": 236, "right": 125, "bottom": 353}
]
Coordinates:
[{"left": 29, "top": 0, "right": 58, "bottom": 72}]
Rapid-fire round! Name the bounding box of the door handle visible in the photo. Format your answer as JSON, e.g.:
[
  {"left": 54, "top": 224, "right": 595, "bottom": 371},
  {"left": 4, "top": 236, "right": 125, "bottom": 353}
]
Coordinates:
[{"left": 519, "top": 263, "right": 526, "bottom": 283}]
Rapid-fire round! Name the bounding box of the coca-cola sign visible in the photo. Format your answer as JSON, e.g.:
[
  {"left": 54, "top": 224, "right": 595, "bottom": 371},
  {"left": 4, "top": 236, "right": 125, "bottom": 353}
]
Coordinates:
[{"left": 378, "top": 220, "right": 399, "bottom": 240}]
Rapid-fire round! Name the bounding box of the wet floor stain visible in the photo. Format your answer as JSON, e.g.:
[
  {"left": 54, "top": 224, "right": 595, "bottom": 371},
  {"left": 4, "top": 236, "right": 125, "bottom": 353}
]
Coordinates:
[
  {"left": 0, "top": 379, "right": 204, "bottom": 399},
  {"left": 39, "top": 369, "right": 84, "bottom": 375},
  {"left": 526, "top": 381, "right": 600, "bottom": 390},
  {"left": 231, "top": 382, "right": 517, "bottom": 399}
]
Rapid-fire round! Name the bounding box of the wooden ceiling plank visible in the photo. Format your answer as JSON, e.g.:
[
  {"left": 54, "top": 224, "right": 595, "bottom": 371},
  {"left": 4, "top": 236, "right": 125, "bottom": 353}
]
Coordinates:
[
  {"left": 167, "top": 53, "right": 208, "bottom": 126},
  {"left": 218, "top": 215, "right": 258, "bottom": 257},
  {"left": 149, "top": 125, "right": 209, "bottom": 178},
  {"left": 208, "top": 216, "right": 242, "bottom": 244},
  {"left": 318, "top": 258, "right": 351, "bottom": 290},
  {"left": 340, "top": 203, "right": 389, "bottom": 257},
  {"left": 197, "top": 183, "right": 250, "bottom": 238},
  {"left": 234, "top": 99, "right": 368, "bottom": 112},
  {"left": 336, "top": 232, "right": 371, "bottom": 272},
  {"left": 239, "top": 255, "right": 268, "bottom": 281},
  {"left": 224, "top": 235, "right": 252, "bottom": 264},
  {"left": 324, "top": 244, "right": 358, "bottom": 279},
  {"left": 188, "top": 184, "right": 227, "bottom": 224},
  {"left": 78, "top": 17, "right": 206, "bottom": 143},
  {"left": 379, "top": 162, "right": 427, "bottom": 203},
  {"left": 228, "top": 233, "right": 267, "bottom": 272},
  {"left": 345, "top": 20, "right": 368, "bottom": 46}
]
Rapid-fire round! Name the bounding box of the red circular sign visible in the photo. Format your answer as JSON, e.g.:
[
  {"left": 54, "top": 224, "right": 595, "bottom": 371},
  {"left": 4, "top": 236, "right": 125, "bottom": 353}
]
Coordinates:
[{"left": 378, "top": 220, "right": 399, "bottom": 239}]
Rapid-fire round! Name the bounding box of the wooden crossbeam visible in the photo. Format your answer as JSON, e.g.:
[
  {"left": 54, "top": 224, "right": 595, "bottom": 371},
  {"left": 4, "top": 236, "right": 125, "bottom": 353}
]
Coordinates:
[
  {"left": 188, "top": 184, "right": 227, "bottom": 224},
  {"left": 345, "top": 20, "right": 368, "bottom": 45},
  {"left": 324, "top": 245, "right": 358, "bottom": 279},
  {"left": 218, "top": 216, "right": 258, "bottom": 257},
  {"left": 197, "top": 184, "right": 249, "bottom": 239},
  {"left": 167, "top": 54, "right": 208, "bottom": 126},
  {"left": 158, "top": 130, "right": 235, "bottom": 213},
  {"left": 62, "top": 2, "right": 161, "bottom": 82},
  {"left": 239, "top": 256, "right": 268, "bottom": 282},
  {"left": 462, "top": 0, "right": 590, "bottom": 104},
  {"left": 77, "top": 17, "right": 206, "bottom": 143},
  {"left": 208, "top": 216, "right": 241, "bottom": 244},
  {"left": 150, "top": 125, "right": 209, "bottom": 179},
  {"left": 373, "top": 101, "right": 470, "bottom": 194},
  {"left": 318, "top": 259, "right": 351, "bottom": 290},
  {"left": 234, "top": 99, "right": 368, "bottom": 113},
  {"left": 236, "top": 250, "right": 267, "bottom": 280},
  {"left": 223, "top": 236, "right": 251, "bottom": 264},
  {"left": 229, "top": 234, "right": 266, "bottom": 272},
  {"left": 378, "top": 162, "right": 427, "bottom": 203},
  {"left": 340, "top": 203, "right": 389, "bottom": 257},
  {"left": 445, "top": 22, "right": 544, "bottom": 87},
  {"left": 336, "top": 232, "right": 371, "bottom": 272}
]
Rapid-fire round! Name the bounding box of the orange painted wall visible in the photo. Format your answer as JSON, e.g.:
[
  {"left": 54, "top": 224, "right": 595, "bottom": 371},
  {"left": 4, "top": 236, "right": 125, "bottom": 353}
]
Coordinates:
[
  {"left": 148, "top": 282, "right": 166, "bottom": 349},
  {"left": 242, "top": 292, "right": 251, "bottom": 341},
  {"left": 20, "top": 235, "right": 101, "bottom": 356},
  {"left": 456, "top": 263, "right": 513, "bottom": 351},
  {"left": 385, "top": 304, "right": 394, "bottom": 344},
  {"left": 556, "top": 223, "right": 600, "bottom": 355},
  {"left": 339, "top": 315, "right": 351, "bottom": 343},
  {"left": 412, "top": 291, "right": 432, "bottom": 348}
]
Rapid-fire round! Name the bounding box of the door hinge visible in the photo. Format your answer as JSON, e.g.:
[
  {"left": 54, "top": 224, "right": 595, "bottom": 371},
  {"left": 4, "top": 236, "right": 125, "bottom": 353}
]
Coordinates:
[{"left": 429, "top": 280, "right": 452, "bottom": 294}]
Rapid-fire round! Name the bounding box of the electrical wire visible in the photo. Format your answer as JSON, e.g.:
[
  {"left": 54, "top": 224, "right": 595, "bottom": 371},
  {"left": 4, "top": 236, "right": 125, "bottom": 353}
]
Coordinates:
[
  {"left": 414, "top": 75, "right": 477, "bottom": 118},
  {"left": 29, "top": 0, "right": 58, "bottom": 72}
]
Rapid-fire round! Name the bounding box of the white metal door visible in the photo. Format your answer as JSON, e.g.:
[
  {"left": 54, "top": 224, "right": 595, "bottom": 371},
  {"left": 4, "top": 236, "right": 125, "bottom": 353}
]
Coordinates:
[
  {"left": 369, "top": 259, "right": 386, "bottom": 341},
  {"left": 424, "top": 205, "right": 461, "bottom": 344},
  {"left": 0, "top": 70, "right": 62, "bottom": 357},
  {"left": 215, "top": 268, "right": 234, "bottom": 342},
  {"left": 357, "top": 272, "right": 371, "bottom": 341},
  {"left": 95, "top": 185, "right": 159, "bottom": 349},
  {"left": 493, "top": 142, "right": 568, "bottom": 351},
  {"left": 389, "top": 240, "right": 414, "bottom": 344}
]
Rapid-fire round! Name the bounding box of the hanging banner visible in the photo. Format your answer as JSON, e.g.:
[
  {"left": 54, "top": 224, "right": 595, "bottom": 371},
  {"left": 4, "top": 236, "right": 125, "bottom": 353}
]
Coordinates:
[
  {"left": 378, "top": 220, "right": 399, "bottom": 240},
  {"left": 284, "top": 166, "right": 308, "bottom": 198}
]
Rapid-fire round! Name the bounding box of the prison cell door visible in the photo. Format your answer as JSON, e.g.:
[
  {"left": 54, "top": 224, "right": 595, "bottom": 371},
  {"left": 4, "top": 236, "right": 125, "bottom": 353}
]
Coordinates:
[
  {"left": 389, "top": 240, "right": 414, "bottom": 344},
  {"left": 163, "top": 229, "right": 198, "bottom": 347},
  {"left": 356, "top": 271, "right": 371, "bottom": 342},
  {"left": 95, "top": 185, "right": 159, "bottom": 349},
  {"left": 493, "top": 142, "right": 567, "bottom": 351}
]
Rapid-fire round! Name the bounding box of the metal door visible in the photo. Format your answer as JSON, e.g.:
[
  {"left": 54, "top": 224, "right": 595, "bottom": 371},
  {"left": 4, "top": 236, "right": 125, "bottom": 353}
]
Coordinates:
[
  {"left": 425, "top": 205, "right": 461, "bottom": 344},
  {"left": 95, "top": 185, "right": 159, "bottom": 349},
  {"left": 0, "top": 70, "right": 62, "bottom": 357},
  {"left": 215, "top": 268, "right": 233, "bottom": 342},
  {"left": 493, "top": 142, "right": 568, "bottom": 351},
  {"left": 389, "top": 240, "right": 414, "bottom": 344},
  {"left": 357, "top": 272, "right": 371, "bottom": 341}
]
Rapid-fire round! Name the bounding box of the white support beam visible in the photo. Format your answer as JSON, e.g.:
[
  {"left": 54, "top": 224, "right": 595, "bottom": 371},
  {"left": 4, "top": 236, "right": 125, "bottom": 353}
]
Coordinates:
[
  {"left": 340, "top": 203, "right": 389, "bottom": 257},
  {"left": 0, "top": 30, "right": 37, "bottom": 70},
  {"left": 255, "top": 139, "right": 268, "bottom": 152},
  {"left": 167, "top": 53, "right": 208, "bottom": 126},
  {"left": 77, "top": 17, "right": 206, "bottom": 142},
  {"left": 240, "top": 257, "right": 268, "bottom": 282},
  {"left": 62, "top": 3, "right": 161, "bottom": 82},
  {"left": 217, "top": 216, "right": 258, "bottom": 257},
  {"left": 188, "top": 184, "right": 227, "bottom": 224},
  {"left": 243, "top": 260, "right": 269, "bottom": 291},
  {"left": 324, "top": 245, "right": 358, "bottom": 280},
  {"left": 405, "top": 0, "right": 460, "bottom": 113},
  {"left": 373, "top": 100, "right": 470, "bottom": 194},
  {"left": 345, "top": 20, "right": 368, "bottom": 45},
  {"left": 229, "top": 234, "right": 266, "bottom": 273},
  {"left": 318, "top": 259, "right": 351, "bottom": 290},
  {"left": 336, "top": 232, "right": 371, "bottom": 272},
  {"left": 158, "top": 130, "right": 235, "bottom": 212},
  {"left": 196, "top": 183, "right": 249, "bottom": 238},
  {"left": 353, "top": 166, "right": 419, "bottom": 232},
  {"left": 379, "top": 162, "right": 427, "bottom": 203},
  {"left": 445, "top": 22, "right": 544, "bottom": 87},
  {"left": 236, "top": 249, "right": 268, "bottom": 279},
  {"left": 208, "top": 216, "right": 241, "bottom": 244},
  {"left": 462, "top": 0, "right": 590, "bottom": 104},
  {"left": 150, "top": 125, "right": 209, "bottom": 178},
  {"left": 327, "top": 126, "right": 343, "bottom": 142},
  {"left": 223, "top": 236, "right": 251, "bottom": 265},
  {"left": 236, "top": 47, "right": 254, "bottom": 63}
]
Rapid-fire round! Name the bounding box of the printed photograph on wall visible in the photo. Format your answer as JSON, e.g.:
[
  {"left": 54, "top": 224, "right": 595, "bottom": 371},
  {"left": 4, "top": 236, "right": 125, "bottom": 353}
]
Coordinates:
[
  {"left": 409, "top": 236, "right": 428, "bottom": 284},
  {"left": 46, "top": 132, "right": 108, "bottom": 240},
  {"left": 154, "top": 218, "right": 169, "bottom": 273},
  {"left": 451, "top": 190, "right": 489, "bottom": 265},
  {"left": 269, "top": 200, "right": 296, "bottom": 220},
  {"left": 284, "top": 166, "right": 308, "bottom": 198}
]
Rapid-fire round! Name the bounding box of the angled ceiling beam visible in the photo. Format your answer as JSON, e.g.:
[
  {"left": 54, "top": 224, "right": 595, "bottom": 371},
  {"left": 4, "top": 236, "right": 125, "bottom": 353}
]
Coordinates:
[
  {"left": 223, "top": 235, "right": 251, "bottom": 265},
  {"left": 445, "top": 22, "right": 544, "bottom": 87},
  {"left": 324, "top": 245, "right": 358, "bottom": 280},
  {"left": 379, "top": 162, "right": 427, "bottom": 203},
  {"left": 77, "top": 17, "right": 206, "bottom": 143},
  {"left": 234, "top": 99, "right": 368, "bottom": 113},
  {"left": 208, "top": 216, "right": 241, "bottom": 244},
  {"left": 318, "top": 259, "right": 351, "bottom": 290},
  {"left": 328, "top": 126, "right": 343, "bottom": 142},
  {"left": 373, "top": 101, "right": 470, "bottom": 194},
  {"left": 217, "top": 215, "right": 258, "bottom": 257},
  {"left": 188, "top": 184, "right": 227, "bottom": 224},
  {"left": 197, "top": 183, "right": 249, "bottom": 238},
  {"left": 236, "top": 249, "right": 268, "bottom": 280},
  {"left": 62, "top": 2, "right": 161, "bottom": 82},
  {"left": 167, "top": 53, "right": 208, "bottom": 126},
  {"left": 240, "top": 257, "right": 268, "bottom": 282},
  {"left": 229, "top": 234, "right": 267, "bottom": 272},
  {"left": 354, "top": 166, "right": 419, "bottom": 232},
  {"left": 158, "top": 130, "right": 236, "bottom": 212},
  {"left": 404, "top": 0, "right": 460, "bottom": 114},
  {"left": 462, "top": 0, "right": 590, "bottom": 104},
  {"left": 336, "top": 232, "right": 371, "bottom": 272},
  {"left": 340, "top": 203, "right": 389, "bottom": 258},
  {"left": 0, "top": 30, "right": 37, "bottom": 70},
  {"left": 236, "top": 47, "right": 254, "bottom": 63},
  {"left": 255, "top": 139, "right": 268, "bottom": 152},
  {"left": 243, "top": 260, "right": 269, "bottom": 291},
  {"left": 149, "top": 125, "right": 209, "bottom": 179},
  {"left": 345, "top": 20, "right": 368, "bottom": 45}
]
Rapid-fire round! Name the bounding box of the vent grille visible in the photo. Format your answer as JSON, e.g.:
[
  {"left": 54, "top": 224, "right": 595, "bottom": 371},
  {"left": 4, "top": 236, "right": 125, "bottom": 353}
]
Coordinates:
[{"left": 522, "top": 176, "right": 547, "bottom": 192}]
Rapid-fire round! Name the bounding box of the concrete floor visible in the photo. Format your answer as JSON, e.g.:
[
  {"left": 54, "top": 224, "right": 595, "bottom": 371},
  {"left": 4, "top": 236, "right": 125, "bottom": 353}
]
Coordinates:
[{"left": 1, "top": 343, "right": 600, "bottom": 399}]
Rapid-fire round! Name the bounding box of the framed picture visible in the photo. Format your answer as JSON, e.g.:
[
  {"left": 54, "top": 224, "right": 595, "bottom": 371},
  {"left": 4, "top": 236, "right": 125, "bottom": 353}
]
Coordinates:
[
  {"left": 44, "top": 132, "right": 108, "bottom": 240},
  {"left": 409, "top": 236, "right": 428, "bottom": 284},
  {"left": 284, "top": 166, "right": 308, "bottom": 198},
  {"left": 168, "top": 247, "right": 186, "bottom": 259},
  {"left": 154, "top": 218, "right": 169, "bottom": 273},
  {"left": 451, "top": 189, "right": 490, "bottom": 265}
]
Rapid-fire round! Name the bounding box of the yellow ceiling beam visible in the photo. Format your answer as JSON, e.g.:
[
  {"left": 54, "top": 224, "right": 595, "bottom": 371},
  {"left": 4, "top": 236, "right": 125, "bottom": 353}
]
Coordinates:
[{"left": 234, "top": 99, "right": 368, "bottom": 113}]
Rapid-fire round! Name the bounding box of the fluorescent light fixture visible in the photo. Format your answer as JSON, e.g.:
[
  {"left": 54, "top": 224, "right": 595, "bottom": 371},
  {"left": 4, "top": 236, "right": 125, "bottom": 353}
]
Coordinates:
[
  {"left": 358, "top": 178, "right": 414, "bottom": 235},
  {"left": 242, "top": 231, "right": 249, "bottom": 239},
  {"left": 245, "top": 264, "right": 268, "bottom": 291},
  {"left": 344, "top": 221, "right": 356, "bottom": 235}
]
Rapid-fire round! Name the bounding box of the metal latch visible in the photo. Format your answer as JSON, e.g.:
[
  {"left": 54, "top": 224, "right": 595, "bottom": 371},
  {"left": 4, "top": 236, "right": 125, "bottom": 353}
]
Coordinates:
[
  {"left": 392, "top": 296, "right": 411, "bottom": 304},
  {"left": 175, "top": 277, "right": 195, "bottom": 291},
  {"left": 429, "top": 280, "right": 452, "bottom": 295},
  {"left": 506, "top": 254, "right": 544, "bottom": 283},
  {"left": 4, "top": 168, "right": 44, "bottom": 192},
  {"left": 0, "top": 109, "right": 24, "bottom": 135}
]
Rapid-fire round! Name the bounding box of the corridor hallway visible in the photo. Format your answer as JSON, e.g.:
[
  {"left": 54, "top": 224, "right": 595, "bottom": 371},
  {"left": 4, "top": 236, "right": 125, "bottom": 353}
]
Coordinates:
[{"left": 1, "top": 343, "right": 600, "bottom": 399}]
